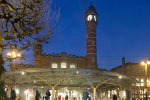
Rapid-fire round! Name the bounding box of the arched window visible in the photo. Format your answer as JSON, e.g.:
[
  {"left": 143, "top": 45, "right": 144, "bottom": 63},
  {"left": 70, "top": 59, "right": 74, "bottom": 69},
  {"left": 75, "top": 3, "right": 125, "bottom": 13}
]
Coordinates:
[
  {"left": 52, "top": 63, "right": 57, "bottom": 68},
  {"left": 61, "top": 62, "right": 67, "bottom": 68}
]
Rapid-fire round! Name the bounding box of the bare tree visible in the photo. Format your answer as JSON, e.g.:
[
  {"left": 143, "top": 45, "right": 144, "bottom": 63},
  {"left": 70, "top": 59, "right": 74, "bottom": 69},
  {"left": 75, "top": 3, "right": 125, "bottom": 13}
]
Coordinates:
[
  {"left": 0, "top": 0, "right": 59, "bottom": 48},
  {"left": 0, "top": 0, "right": 59, "bottom": 98}
]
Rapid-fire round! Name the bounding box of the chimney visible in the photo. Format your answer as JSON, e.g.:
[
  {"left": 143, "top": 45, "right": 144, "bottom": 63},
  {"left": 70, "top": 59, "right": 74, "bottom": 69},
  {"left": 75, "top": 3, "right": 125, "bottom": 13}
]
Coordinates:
[{"left": 122, "top": 57, "right": 125, "bottom": 65}]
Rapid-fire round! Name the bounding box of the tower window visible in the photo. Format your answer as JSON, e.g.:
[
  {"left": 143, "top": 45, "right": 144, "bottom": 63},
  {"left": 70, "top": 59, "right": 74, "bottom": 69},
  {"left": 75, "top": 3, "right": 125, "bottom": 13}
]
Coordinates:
[
  {"left": 52, "top": 63, "right": 57, "bottom": 68},
  {"left": 61, "top": 62, "right": 67, "bottom": 68},
  {"left": 92, "top": 41, "right": 95, "bottom": 45},
  {"left": 70, "top": 64, "right": 76, "bottom": 68},
  {"left": 92, "top": 57, "right": 95, "bottom": 62}
]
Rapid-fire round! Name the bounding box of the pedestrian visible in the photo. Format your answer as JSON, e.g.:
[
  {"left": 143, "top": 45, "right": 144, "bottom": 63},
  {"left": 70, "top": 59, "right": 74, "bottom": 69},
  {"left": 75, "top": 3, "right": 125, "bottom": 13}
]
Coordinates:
[
  {"left": 88, "top": 96, "right": 91, "bottom": 100},
  {"left": 45, "top": 89, "right": 51, "bottom": 100},
  {"left": 10, "top": 87, "right": 16, "bottom": 100},
  {"left": 113, "top": 95, "right": 117, "bottom": 100},
  {"left": 65, "top": 95, "right": 68, "bottom": 100},
  {"left": 58, "top": 95, "right": 61, "bottom": 100},
  {"left": 42, "top": 96, "right": 45, "bottom": 100},
  {"left": 5, "top": 88, "right": 9, "bottom": 98},
  {"left": 35, "top": 90, "right": 41, "bottom": 100},
  {"left": 83, "top": 89, "right": 89, "bottom": 100}
]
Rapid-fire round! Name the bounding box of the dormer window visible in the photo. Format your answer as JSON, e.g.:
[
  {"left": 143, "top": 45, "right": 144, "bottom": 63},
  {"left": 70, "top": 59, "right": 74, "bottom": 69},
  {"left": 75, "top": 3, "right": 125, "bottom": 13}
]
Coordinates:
[
  {"left": 52, "top": 63, "right": 57, "bottom": 68},
  {"left": 61, "top": 62, "right": 67, "bottom": 68},
  {"left": 70, "top": 64, "right": 76, "bottom": 68}
]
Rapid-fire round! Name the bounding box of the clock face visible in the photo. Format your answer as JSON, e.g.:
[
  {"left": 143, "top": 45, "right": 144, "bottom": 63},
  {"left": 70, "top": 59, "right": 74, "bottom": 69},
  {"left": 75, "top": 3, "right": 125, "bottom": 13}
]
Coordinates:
[
  {"left": 94, "top": 15, "right": 97, "bottom": 21},
  {"left": 87, "top": 15, "right": 92, "bottom": 21},
  {"left": 87, "top": 15, "right": 97, "bottom": 22}
]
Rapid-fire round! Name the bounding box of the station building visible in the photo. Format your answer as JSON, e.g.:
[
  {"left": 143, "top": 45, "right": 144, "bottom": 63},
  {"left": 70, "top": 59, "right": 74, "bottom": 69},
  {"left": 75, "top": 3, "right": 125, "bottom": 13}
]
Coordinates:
[{"left": 5, "top": 4, "right": 134, "bottom": 100}]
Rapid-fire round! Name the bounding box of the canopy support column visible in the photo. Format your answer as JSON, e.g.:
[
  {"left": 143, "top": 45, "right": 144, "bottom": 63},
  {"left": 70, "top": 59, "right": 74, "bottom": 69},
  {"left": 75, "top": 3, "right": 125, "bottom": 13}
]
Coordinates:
[
  {"left": 69, "top": 89, "right": 71, "bottom": 100},
  {"left": 52, "top": 87, "right": 55, "bottom": 100},
  {"left": 55, "top": 89, "right": 58, "bottom": 100},
  {"left": 87, "top": 79, "right": 111, "bottom": 100},
  {"left": 93, "top": 87, "right": 97, "bottom": 100}
]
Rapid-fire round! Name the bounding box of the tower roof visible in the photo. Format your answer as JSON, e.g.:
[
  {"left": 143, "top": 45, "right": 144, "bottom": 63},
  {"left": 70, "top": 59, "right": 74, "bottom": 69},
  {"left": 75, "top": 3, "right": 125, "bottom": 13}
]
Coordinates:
[{"left": 86, "top": 2, "right": 97, "bottom": 14}]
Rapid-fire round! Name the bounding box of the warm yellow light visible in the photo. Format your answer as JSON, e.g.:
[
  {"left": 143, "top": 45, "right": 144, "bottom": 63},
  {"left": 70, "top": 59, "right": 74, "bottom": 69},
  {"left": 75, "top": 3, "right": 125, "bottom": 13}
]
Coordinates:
[
  {"left": 15, "top": 88, "right": 19, "bottom": 94},
  {"left": 7, "top": 51, "right": 21, "bottom": 59},
  {"left": 76, "top": 71, "right": 79, "bottom": 74},
  {"left": 12, "top": 51, "right": 16, "bottom": 55},
  {"left": 12, "top": 54, "right": 17, "bottom": 58},
  {"left": 141, "top": 79, "right": 144, "bottom": 82},
  {"left": 21, "top": 71, "right": 25, "bottom": 75},
  {"left": 7, "top": 53, "right": 11, "bottom": 57},
  {"left": 147, "top": 61, "right": 150, "bottom": 65},
  {"left": 119, "top": 75, "right": 122, "bottom": 79},
  {"left": 141, "top": 61, "right": 145, "bottom": 65},
  {"left": 147, "top": 80, "right": 150, "bottom": 83},
  {"left": 17, "top": 53, "right": 21, "bottom": 57}
]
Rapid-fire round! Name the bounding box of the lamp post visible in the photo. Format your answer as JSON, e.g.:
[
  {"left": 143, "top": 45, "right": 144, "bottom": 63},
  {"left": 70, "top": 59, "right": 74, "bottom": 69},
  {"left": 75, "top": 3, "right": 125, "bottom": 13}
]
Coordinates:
[
  {"left": 7, "top": 50, "right": 21, "bottom": 87},
  {"left": 141, "top": 61, "right": 150, "bottom": 99}
]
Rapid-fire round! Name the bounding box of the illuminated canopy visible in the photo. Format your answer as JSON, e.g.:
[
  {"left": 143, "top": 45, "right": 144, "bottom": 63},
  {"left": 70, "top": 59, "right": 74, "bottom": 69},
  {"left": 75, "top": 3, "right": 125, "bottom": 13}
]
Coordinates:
[{"left": 5, "top": 68, "right": 135, "bottom": 90}]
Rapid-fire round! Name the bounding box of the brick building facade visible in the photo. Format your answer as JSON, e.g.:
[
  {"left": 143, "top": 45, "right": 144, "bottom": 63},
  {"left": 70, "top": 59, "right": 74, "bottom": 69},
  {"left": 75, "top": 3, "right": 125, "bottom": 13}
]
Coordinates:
[
  {"left": 33, "top": 4, "right": 98, "bottom": 70},
  {"left": 13, "top": 4, "right": 99, "bottom": 70},
  {"left": 111, "top": 57, "right": 150, "bottom": 99}
]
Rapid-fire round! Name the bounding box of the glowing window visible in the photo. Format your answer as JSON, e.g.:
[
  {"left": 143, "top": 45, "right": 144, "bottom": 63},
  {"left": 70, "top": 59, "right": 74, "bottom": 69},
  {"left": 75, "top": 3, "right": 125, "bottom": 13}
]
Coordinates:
[
  {"left": 70, "top": 64, "right": 75, "bottom": 68},
  {"left": 61, "top": 62, "right": 67, "bottom": 68},
  {"left": 52, "top": 63, "right": 57, "bottom": 68},
  {"left": 141, "top": 83, "right": 144, "bottom": 86},
  {"left": 136, "top": 83, "right": 140, "bottom": 86},
  {"left": 141, "top": 79, "right": 144, "bottom": 82}
]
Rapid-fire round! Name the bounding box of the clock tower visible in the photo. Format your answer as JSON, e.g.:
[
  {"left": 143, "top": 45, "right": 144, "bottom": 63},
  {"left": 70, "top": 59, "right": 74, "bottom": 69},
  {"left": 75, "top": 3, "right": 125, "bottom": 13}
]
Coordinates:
[{"left": 85, "top": 3, "right": 98, "bottom": 69}]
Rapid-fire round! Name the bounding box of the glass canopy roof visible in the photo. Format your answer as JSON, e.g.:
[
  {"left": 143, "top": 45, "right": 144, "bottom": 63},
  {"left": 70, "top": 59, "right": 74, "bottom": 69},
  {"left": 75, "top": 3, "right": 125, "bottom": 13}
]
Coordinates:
[{"left": 5, "top": 68, "right": 136, "bottom": 90}]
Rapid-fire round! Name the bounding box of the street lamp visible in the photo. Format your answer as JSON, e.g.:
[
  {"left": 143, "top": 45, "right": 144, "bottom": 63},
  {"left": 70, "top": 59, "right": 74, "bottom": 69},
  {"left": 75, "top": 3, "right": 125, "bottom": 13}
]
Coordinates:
[
  {"left": 7, "top": 50, "right": 22, "bottom": 87},
  {"left": 141, "top": 60, "right": 150, "bottom": 99}
]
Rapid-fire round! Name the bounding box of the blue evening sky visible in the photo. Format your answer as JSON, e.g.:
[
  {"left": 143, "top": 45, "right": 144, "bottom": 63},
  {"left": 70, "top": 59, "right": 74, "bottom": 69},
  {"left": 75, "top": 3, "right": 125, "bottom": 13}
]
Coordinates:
[
  {"left": 42, "top": 0, "right": 150, "bottom": 70},
  {"left": 8, "top": 0, "right": 150, "bottom": 71}
]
